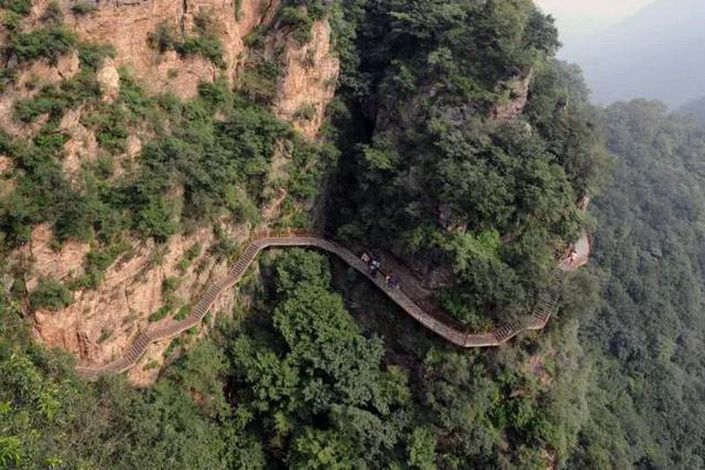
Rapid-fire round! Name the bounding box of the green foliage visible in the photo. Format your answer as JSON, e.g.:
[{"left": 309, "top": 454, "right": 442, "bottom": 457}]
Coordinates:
[
  {"left": 0, "top": 0, "right": 31, "bottom": 15},
  {"left": 7, "top": 25, "right": 77, "bottom": 64},
  {"left": 228, "top": 250, "right": 412, "bottom": 466},
  {"left": 77, "top": 42, "right": 116, "bottom": 69},
  {"left": 238, "top": 50, "right": 282, "bottom": 105},
  {"left": 148, "top": 22, "right": 178, "bottom": 53},
  {"left": 68, "top": 242, "right": 129, "bottom": 290},
  {"left": 408, "top": 428, "right": 437, "bottom": 469},
  {"left": 148, "top": 305, "right": 171, "bottom": 322},
  {"left": 29, "top": 278, "right": 73, "bottom": 311},
  {"left": 328, "top": 1, "right": 601, "bottom": 324},
  {"left": 278, "top": 0, "right": 329, "bottom": 44},
  {"left": 70, "top": 0, "right": 97, "bottom": 15},
  {"left": 149, "top": 13, "right": 225, "bottom": 67},
  {"left": 0, "top": 290, "right": 244, "bottom": 468},
  {"left": 82, "top": 102, "right": 130, "bottom": 153},
  {"left": 40, "top": 1, "right": 64, "bottom": 24},
  {"left": 176, "top": 36, "right": 225, "bottom": 68},
  {"left": 294, "top": 102, "right": 316, "bottom": 121},
  {"left": 178, "top": 242, "right": 202, "bottom": 271},
  {"left": 567, "top": 100, "right": 705, "bottom": 468},
  {"left": 279, "top": 6, "right": 314, "bottom": 44},
  {"left": 14, "top": 70, "right": 101, "bottom": 123}
]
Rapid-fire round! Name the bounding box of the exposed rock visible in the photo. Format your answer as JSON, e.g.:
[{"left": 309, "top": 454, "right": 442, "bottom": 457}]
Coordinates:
[
  {"left": 490, "top": 69, "right": 534, "bottom": 123},
  {"left": 59, "top": 109, "right": 98, "bottom": 180},
  {"left": 67, "top": 0, "right": 279, "bottom": 99},
  {"left": 31, "top": 227, "right": 245, "bottom": 380},
  {"left": 0, "top": 155, "right": 12, "bottom": 175},
  {"left": 274, "top": 20, "right": 340, "bottom": 139},
  {"left": 96, "top": 58, "right": 120, "bottom": 102},
  {"left": 21, "top": 224, "right": 91, "bottom": 291},
  {"left": 4, "top": 1, "right": 341, "bottom": 387},
  {"left": 16, "top": 51, "right": 81, "bottom": 89},
  {"left": 128, "top": 338, "right": 172, "bottom": 387},
  {"left": 126, "top": 134, "right": 142, "bottom": 157}
]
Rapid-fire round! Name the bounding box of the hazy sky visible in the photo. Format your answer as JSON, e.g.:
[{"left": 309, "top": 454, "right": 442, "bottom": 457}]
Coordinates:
[{"left": 535, "top": 0, "right": 657, "bottom": 40}]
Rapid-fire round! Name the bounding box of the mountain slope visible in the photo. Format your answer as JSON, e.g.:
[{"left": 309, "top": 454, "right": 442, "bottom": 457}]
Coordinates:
[
  {"left": 678, "top": 96, "right": 705, "bottom": 124},
  {"left": 562, "top": 0, "right": 705, "bottom": 107}
]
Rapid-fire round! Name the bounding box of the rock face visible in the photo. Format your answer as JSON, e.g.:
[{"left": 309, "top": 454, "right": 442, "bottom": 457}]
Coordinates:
[
  {"left": 490, "top": 69, "right": 534, "bottom": 123},
  {"left": 1, "top": 0, "right": 340, "bottom": 385},
  {"left": 59, "top": 109, "right": 99, "bottom": 180},
  {"left": 96, "top": 58, "right": 120, "bottom": 103},
  {"left": 66, "top": 0, "right": 280, "bottom": 99},
  {"left": 31, "top": 227, "right": 243, "bottom": 373},
  {"left": 21, "top": 224, "right": 91, "bottom": 291},
  {"left": 0, "top": 155, "right": 11, "bottom": 175},
  {"left": 274, "top": 20, "right": 340, "bottom": 139}
]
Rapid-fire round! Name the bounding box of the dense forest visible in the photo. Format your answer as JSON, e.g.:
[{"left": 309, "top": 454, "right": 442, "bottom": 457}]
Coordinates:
[
  {"left": 328, "top": 0, "right": 604, "bottom": 327},
  {"left": 1, "top": 0, "right": 705, "bottom": 469},
  {"left": 570, "top": 100, "right": 705, "bottom": 467}
]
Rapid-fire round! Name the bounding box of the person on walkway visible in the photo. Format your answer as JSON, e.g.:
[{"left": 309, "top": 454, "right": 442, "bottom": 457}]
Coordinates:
[
  {"left": 370, "top": 259, "right": 381, "bottom": 277},
  {"left": 361, "top": 252, "right": 371, "bottom": 264}
]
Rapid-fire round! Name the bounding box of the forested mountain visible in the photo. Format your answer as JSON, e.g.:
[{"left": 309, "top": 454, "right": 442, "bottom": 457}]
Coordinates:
[
  {"left": 1, "top": 0, "right": 704, "bottom": 469},
  {"left": 572, "top": 100, "right": 705, "bottom": 467},
  {"left": 678, "top": 96, "right": 705, "bottom": 125},
  {"left": 328, "top": 0, "right": 604, "bottom": 327},
  {"left": 562, "top": 0, "right": 705, "bottom": 107}
]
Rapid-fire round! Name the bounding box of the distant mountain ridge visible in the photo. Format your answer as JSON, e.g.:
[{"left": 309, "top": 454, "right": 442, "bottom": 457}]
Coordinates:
[
  {"left": 678, "top": 96, "right": 705, "bottom": 124},
  {"left": 561, "top": 0, "right": 705, "bottom": 107}
]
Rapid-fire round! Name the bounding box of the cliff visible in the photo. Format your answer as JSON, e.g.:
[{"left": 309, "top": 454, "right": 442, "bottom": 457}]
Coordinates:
[{"left": 0, "top": 0, "right": 339, "bottom": 385}]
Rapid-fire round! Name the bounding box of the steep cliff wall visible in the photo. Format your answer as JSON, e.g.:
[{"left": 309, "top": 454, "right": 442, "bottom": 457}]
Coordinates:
[
  {"left": 273, "top": 19, "right": 339, "bottom": 139},
  {"left": 62, "top": 0, "right": 279, "bottom": 99},
  {"left": 0, "top": 0, "right": 339, "bottom": 385}
]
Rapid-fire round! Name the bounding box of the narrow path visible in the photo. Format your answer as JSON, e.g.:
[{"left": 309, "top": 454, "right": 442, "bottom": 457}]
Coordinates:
[{"left": 76, "top": 233, "right": 584, "bottom": 379}]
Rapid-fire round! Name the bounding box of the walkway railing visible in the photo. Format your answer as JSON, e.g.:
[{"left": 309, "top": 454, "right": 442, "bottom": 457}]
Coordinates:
[{"left": 76, "top": 231, "right": 573, "bottom": 379}]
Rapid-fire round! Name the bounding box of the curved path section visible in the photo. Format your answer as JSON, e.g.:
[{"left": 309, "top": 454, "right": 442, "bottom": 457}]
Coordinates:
[{"left": 76, "top": 234, "right": 579, "bottom": 379}]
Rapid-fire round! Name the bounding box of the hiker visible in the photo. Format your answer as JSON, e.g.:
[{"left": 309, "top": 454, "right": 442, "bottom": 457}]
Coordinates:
[
  {"left": 385, "top": 274, "right": 392, "bottom": 286},
  {"left": 391, "top": 275, "right": 401, "bottom": 289},
  {"left": 369, "top": 259, "right": 381, "bottom": 277},
  {"left": 361, "top": 252, "right": 371, "bottom": 264}
]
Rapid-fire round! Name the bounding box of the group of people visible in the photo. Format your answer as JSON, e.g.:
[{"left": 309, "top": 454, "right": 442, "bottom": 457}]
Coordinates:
[{"left": 360, "top": 252, "right": 401, "bottom": 289}]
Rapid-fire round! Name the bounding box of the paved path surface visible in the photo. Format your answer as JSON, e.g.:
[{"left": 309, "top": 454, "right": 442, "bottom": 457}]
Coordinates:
[{"left": 76, "top": 233, "right": 585, "bottom": 379}]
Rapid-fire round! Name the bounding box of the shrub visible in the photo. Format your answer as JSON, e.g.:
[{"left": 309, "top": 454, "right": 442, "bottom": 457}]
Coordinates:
[
  {"left": 1, "top": 10, "right": 22, "bottom": 31},
  {"left": 82, "top": 103, "right": 129, "bottom": 153},
  {"left": 148, "top": 22, "right": 178, "bottom": 53},
  {"left": 70, "top": 0, "right": 97, "bottom": 15},
  {"left": 238, "top": 53, "right": 282, "bottom": 105},
  {"left": 278, "top": 5, "right": 313, "bottom": 44},
  {"left": 29, "top": 279, "right": 73, "bottom": 311},
  {"left": 176, "top": 36, "right": 225, "bottom": 68},
  {"left": 294, "top": 103, "right": 316, "bottom": 121},
  {"left": 177, "top": 243, "right": 202, "bottom": 271},
  {"left": 149, "top": 16, "right": 225, "bottom": 68},
  {"left": 0, "top": 0, "right": 31, "bottom": 15},
  {"left": 162, "top": 277, "right": 179, "bottom": 295},
  {"left": 148, "top": 305, "right": 171, "bottom": 322},
  {"left": 78, "top": 42, "right": 115, "bottom": 69},
  {"left": 9, "top": 26, "right": 77, "bottom": 64},
  {"left": 40, "top": 1, "right": 63, "bottom": 24},
  {"left": 14, "top": 70, "right": 101, "bottom": 122},
  {"left": 174, "top": 305, "right": 190, "bottom": 320}
]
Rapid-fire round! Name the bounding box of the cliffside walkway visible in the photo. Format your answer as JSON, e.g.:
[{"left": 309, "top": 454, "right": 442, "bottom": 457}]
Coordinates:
[{"left": 76, "top": 233, "right": 582, "bottom": 379}]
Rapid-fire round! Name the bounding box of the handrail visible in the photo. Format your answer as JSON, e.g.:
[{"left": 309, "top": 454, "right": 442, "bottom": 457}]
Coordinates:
[{"left": 76, "top": 232, "right": 574, "bottom": 379}]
